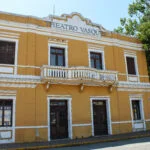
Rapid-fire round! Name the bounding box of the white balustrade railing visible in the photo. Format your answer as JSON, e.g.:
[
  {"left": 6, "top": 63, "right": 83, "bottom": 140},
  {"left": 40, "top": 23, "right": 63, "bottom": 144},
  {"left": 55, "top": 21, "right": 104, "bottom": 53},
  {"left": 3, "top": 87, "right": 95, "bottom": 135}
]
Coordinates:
[{"left": 41, "top": 66, "right": 118, "bottom": 82}]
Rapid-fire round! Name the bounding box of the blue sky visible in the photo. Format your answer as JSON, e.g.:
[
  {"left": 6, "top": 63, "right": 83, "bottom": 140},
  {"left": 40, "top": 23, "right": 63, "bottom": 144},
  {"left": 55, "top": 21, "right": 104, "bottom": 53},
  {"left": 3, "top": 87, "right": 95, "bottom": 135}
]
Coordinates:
[{"left": 0, "top": 0, "right": 133, "bottom": 31}]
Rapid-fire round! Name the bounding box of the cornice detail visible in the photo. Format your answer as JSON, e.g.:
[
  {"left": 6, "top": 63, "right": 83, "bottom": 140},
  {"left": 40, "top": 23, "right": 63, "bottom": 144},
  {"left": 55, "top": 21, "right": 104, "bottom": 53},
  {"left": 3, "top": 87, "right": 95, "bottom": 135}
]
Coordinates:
[
  {"left": 117, "top": 81, "right": 150, "bottom": 89},
  {"left": 0, "top": 19, "right": 143, "bottom": 51}
]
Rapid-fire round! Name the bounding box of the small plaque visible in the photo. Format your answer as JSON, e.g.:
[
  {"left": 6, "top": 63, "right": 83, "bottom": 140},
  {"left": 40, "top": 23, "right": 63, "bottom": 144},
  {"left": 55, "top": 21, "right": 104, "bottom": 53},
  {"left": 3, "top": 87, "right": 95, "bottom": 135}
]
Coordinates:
[{"left": 0, "top": 131, "right": 11, "bottom": 139}]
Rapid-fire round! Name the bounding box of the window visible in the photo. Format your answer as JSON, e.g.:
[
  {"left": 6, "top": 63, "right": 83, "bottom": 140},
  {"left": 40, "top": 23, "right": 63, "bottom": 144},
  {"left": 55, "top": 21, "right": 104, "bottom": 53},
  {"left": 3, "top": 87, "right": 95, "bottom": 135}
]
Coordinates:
[
  {"left": 132, "top": 100, "right": 141, "bottom": 120},
  {"left": 126, "top": 56, "right": 136, "bottom": 75},
  {"left": 0, "top": 100, "right": 13, "bottom": 127},
  {"left": 50, "top": 47, "right": 65, "bottom": 66},
  {"left": 0, "top": 41, "right": 15, "bottom": 64},
  {"left": 90, "top": 52, "right": 103, "bottom": 70}
]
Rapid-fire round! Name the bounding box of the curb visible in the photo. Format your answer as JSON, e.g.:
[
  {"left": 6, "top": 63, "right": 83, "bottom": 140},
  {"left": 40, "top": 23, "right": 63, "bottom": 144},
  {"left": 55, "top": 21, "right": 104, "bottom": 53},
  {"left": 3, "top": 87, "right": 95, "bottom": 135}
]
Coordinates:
[{"left": 7, "top": 132, "right": 150, "bottom": 150}]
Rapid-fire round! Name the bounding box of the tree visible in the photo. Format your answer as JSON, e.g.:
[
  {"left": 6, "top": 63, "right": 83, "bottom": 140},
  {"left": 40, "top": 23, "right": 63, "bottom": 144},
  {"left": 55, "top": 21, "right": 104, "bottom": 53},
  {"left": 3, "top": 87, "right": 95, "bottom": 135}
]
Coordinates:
[{"left": 114, "top": 0, "right": 150, "bottom": 73}]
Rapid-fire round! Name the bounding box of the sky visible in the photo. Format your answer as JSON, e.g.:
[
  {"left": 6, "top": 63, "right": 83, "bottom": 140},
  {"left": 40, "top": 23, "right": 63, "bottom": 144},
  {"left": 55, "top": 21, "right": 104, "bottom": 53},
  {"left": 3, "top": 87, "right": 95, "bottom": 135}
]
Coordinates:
[{"left": 0, "top": 0, "right": 133, "bottom": 31}]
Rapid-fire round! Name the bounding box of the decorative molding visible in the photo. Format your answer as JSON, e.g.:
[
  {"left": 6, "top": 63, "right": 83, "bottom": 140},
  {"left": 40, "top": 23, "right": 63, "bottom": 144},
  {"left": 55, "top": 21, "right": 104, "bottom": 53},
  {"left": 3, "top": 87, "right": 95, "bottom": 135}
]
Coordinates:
[
  {"left": 0, "top": 31, "right": 19, "bottom": 39},
  {"left": 48, "top": 38, "right": 68, "bottom": 45},
  {"left": 88, "top": 44, "right": 104, "bottom": 50},
  {"left": 46, "top": 12, "right": 107, "bottom": 32},
  {"left": 0, "top": 83, "right": 37, "bottom": 88},
  {"left": 117, "top": 82, "right": 150, "bottom": 89},
  {"left": 0, "top": 19, "right": 143, "bottom": 51},
  {"left": 0, "top": 74, "right": 41, "bottom": 83},
  {"left": 0, "top": 90, "right": 16, "bottom": 95},
  {"left": 129, "top": 94, "right": 143, "bottom": 98},
  {"left": 124, "top": 50, "right": 136, "bottom": 56},
  {"left": 117, "top": 88, "right": 150, "bottom": 92}
]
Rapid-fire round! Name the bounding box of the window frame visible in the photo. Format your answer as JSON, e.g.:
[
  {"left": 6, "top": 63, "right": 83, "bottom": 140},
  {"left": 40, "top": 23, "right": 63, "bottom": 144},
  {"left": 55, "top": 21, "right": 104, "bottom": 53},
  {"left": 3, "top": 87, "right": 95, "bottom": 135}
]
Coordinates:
[
  {"left": 88, "top": 49, "right": 105, "bottom": 70},
  {"left": 0, "top": 96, "right": 16, "bottom": 128},
  {"left": 48, "top": 43, "right": 68, "bottom": 67},
  {"left": 124, "top": 54, "right": 139, "bottom": 76},
  {"left": 0, "top": 38, "right": 18, "bottom": 74},
  {"left": 0, "top": 100, "right": 13, "bottom": 127},
  {"left": 129, "top": 97, "right": 146, "bottom": 129}
]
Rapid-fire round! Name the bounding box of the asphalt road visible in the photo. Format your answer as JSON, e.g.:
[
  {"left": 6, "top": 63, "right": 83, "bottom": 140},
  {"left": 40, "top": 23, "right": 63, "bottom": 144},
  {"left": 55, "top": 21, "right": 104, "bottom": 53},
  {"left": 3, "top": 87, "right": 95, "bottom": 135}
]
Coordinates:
[{"left": 43, "top": 137, "right": 150, "bottom": 150}]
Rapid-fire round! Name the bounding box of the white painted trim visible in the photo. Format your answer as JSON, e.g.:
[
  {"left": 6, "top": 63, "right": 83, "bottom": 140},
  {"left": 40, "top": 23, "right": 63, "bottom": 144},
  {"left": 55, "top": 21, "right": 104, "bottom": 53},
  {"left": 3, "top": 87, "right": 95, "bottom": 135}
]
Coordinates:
[
  {"left": 124, "top": 53, "right": 140, "bottom": 82},
  {"left": 117, "top": 88, "right": 150, "bottom": 92},
  {"left": 72, "top": 124, "right": 92, "bottom": 127},
  {"left": 112, "top": 121, "right": 132, "bottom": 124},
  {"left": 0, "top": 20, "right": 143, "bottom": 51},
  {"left": 90, "top": 96, "right": 112, "bottom": 136},
  {"left": 0, "top": 37, "right": 19, "bottom": 74},
  {"left": 0, "top": 95, "right": 16, "bottom": 144},
  {"left": 47, "top": 96, "right": 72, "bottom": 141},
  {"left": 0, "top": 83, "right": 37, "bottom": 88},
  {"left": 88, "top": 49, "right": 105, "bottom": 70},
  {"left": 15, "top": 126, "right": 48, "bottom": 129},
  {"left": 129, "top": 97, "right": 146, "bottom": 131},
  {"left": 48, "top": 43, "right": 68, "bottom": 67}
]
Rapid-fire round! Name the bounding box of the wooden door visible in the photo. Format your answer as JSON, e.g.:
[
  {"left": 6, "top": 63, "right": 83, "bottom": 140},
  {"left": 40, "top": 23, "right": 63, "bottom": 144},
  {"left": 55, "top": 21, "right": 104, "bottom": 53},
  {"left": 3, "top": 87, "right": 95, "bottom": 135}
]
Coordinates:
[
  {"left": 50, "top": 100, "right": 68, "bottom": 140},
  {"left": 93, "top": 100, "right": 108, "bottom": 136}
]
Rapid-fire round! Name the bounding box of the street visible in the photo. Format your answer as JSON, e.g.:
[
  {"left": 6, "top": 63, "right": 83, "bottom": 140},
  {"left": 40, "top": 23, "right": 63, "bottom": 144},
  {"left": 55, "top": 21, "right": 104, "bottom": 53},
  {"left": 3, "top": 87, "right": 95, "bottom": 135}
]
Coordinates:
[{"left": 43, "top": 137, "right": 150, "bottom": 150}]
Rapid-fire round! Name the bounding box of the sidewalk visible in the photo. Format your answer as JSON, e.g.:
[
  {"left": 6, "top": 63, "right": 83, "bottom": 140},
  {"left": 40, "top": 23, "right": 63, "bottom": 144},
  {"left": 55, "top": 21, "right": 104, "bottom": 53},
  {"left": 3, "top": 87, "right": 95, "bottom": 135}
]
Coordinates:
[{"left": 1, "top": 130, "right": 150, "bottom": 150}]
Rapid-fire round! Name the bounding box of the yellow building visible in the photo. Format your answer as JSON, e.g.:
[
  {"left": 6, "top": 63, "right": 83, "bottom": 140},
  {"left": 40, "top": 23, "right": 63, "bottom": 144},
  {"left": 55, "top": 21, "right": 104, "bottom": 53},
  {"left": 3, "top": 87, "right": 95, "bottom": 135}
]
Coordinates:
[{"left": 0, "top": 11, "right": 150, "bottom": 144}]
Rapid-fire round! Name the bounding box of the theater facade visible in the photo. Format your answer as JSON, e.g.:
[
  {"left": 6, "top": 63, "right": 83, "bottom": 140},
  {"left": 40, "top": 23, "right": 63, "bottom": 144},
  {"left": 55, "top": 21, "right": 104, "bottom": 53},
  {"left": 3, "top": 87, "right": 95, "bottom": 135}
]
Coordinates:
[{"left": 0, "top": 11, "right": 150, "bottom": 144}]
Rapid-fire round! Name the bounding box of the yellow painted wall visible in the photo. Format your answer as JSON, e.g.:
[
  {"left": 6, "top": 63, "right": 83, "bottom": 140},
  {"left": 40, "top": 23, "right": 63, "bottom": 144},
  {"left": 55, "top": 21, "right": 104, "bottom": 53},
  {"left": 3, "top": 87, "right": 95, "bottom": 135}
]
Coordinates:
[{"left": 0, "top": 12, "right": 149, "bottom": 143}]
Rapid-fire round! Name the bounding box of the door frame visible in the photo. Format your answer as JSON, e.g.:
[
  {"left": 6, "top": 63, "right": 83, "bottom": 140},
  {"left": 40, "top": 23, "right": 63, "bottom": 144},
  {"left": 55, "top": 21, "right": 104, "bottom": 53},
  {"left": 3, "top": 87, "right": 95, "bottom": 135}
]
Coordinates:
[
  {"left": 0, "top": 95, "right": 16, "bottom": 144},
  {"left": 47, "top": 96, "right": 72, "bottom": 141},
  {"left": 129, "top": 97, "right": 146, "bottom": 131},
  {"left": 90, "top": 96, "right": 112, "bottom": 136}
]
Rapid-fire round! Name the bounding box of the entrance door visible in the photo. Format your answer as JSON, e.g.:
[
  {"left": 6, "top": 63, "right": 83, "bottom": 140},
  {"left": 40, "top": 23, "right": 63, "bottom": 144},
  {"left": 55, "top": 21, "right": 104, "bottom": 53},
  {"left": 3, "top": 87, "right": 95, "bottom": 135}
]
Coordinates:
[
  {"left": 93, "top": 100, "right": 108, "bottom": 136},
  {"left": 50, "top": 100, "right": 68, "bottom": 140}
]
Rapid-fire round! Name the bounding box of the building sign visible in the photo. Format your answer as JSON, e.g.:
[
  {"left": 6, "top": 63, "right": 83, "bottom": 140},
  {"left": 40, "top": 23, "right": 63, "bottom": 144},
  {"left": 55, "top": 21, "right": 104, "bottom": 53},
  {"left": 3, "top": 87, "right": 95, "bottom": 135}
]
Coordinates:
[{"left": 51, "top": 22, "right": 100, "bottom": 36}]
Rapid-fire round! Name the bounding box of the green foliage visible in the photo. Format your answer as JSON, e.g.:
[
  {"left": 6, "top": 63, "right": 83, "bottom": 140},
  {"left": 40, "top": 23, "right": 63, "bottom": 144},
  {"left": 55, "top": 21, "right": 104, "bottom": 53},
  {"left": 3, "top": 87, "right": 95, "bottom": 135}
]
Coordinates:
[{"left": 114, "top": 0, "right": 150, "bottom": 74}]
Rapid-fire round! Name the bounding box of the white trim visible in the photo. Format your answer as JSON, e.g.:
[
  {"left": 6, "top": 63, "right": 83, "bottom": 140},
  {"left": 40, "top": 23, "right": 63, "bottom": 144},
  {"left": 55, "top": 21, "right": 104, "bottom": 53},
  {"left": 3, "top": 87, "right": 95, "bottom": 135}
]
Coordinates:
[
  {"left": 0, "top": 95, "right": 16, "bottom": 144},
  {"left": 15, "top": 126, "right": 48, "bottom": 129},
  {"left": 88, "top": 49, "right": 105, "bottom": 70},
  {"left": 124, "top": 53, "right": 139, "bottom": 82},
  {"left": 117, "top": 88, "right": 150, "bottom": 92},
  {"left": 47, "top": 96, "right": 72, "bottom": 141},
  {"left": 90, "top": 96, "right": 112, "bottom": 136},
  {"left": 112, "top": 121, "right": 132, "bottom": 124},
  {"left": 0, "top": 20, "right": 143, "bottom": 51},
  {"left": 0, "top": 37, "right": 19, "bottom": 74},
  {"left": 48, "top": 43, "right": 68, "bottom": 67},
  {"left": 72, "top": 124, "right": 91, "bottom": 127},
  {"left": 118, "top": 81, "right": 150, "bottom": 89},
  {"left": 129, "top": 97, "right": 146, "bottom": 131},
  {"left": 0, "top": 83, "right": 37, "bottom": 88}
]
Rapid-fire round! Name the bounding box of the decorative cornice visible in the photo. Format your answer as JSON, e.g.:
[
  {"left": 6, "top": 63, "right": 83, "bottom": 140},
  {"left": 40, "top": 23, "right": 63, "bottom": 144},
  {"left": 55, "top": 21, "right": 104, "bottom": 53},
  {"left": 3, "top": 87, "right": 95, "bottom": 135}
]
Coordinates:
[
  {"left": 0, "top": 90, "right": 16, "bottom": 95},
  {"left": 0, "top": 74, "right": 41, "bottom": 83},
  {"left": 117, "top": 81, "right": 150, "bottom": 89},
  {"left": 0, "top": 19, "right": 143, "bottom": 51},
  {"left": 45, "top": 12, "right": 107, "bottom": 32},
  {"left": 0, "top": 74, "right": 40, "bottom": 88},
  {"left": 0, "top": 83, "right": 37, "bottom": 88},
  {"left": 48, "top": 38, "right": 68, "bottom": 45}
]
